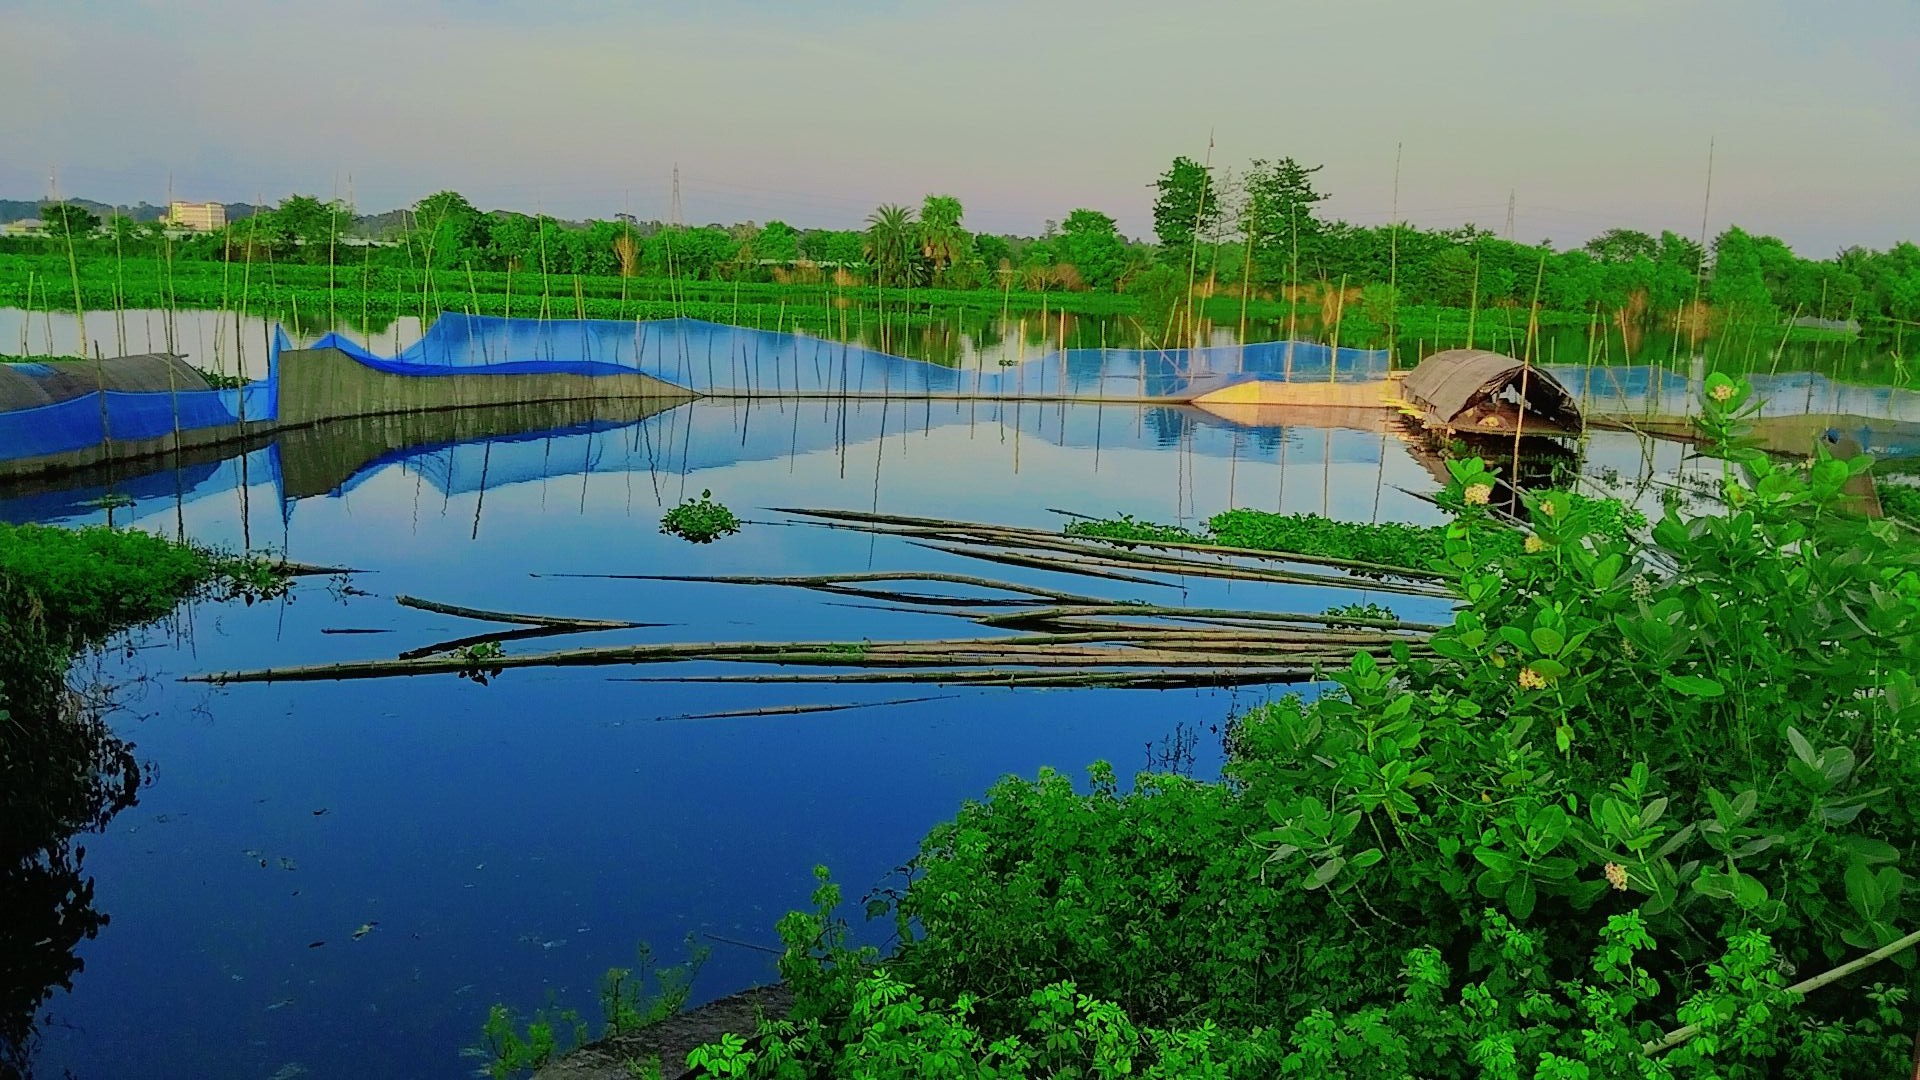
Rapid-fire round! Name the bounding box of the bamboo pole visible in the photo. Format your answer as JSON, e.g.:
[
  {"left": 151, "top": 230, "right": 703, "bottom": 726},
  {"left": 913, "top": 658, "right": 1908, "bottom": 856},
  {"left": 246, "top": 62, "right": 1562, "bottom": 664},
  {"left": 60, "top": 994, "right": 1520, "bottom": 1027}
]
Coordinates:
[
  {"left": 769, "top": 509, "right": 1448, "bottom": 580},
  {"left": 187, "top": 630, "right": 1398, "bottom": 685},
  {"left": 395, "top": 594, "right": 646, "bottom": 629},
  {"left": 1643, "top": 927, "right": 1920, "bottom": 1057}
]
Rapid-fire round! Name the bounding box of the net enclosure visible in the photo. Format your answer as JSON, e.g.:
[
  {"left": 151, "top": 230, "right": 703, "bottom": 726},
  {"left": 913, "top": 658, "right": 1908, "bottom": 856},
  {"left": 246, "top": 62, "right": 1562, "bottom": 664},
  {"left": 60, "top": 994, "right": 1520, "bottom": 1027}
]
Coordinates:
[{"left": 1, "top": 315, "right": 1390, "bottom": 466}]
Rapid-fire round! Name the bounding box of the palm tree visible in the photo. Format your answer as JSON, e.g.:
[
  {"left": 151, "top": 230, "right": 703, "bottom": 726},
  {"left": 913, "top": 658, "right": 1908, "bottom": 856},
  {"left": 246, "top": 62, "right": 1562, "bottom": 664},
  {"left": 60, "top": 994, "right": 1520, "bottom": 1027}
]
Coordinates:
[
  {"left": 918, "top": 195, "right": 968, "bottom": 282},
  {"left": 865, "top": 204, "right": 918, "bottom": 288}
]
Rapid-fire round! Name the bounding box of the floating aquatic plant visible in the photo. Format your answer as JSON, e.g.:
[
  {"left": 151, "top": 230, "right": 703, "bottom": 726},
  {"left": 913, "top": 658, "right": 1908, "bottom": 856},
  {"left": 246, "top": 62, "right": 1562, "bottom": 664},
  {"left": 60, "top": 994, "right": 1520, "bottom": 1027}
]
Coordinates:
[{"left": 660, "top": 490, "right": 742, "bottom": 544}]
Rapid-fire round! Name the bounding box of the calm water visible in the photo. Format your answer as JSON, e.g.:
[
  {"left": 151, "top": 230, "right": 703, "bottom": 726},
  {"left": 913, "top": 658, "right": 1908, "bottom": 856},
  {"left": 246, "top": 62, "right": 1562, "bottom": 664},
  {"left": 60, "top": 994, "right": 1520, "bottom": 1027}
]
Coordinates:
[
  {"left": 7, "top": 398, "right": 1704, "bottom": 1078},
  {"left": 3, "top": 306, "right": 1912, "bottom": 390}
]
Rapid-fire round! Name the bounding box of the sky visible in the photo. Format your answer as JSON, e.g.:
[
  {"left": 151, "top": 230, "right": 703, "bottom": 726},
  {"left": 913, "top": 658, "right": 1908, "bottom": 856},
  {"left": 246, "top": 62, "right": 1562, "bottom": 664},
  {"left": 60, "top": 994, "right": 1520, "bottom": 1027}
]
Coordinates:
[{"left": 3, "top": 0, "right": 1917, "bottom": 255}]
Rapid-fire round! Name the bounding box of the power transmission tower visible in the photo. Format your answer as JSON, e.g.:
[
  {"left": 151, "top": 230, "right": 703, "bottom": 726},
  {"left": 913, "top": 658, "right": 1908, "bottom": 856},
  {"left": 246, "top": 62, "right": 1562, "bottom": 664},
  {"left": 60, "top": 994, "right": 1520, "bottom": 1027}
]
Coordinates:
[
  {"left": 1505, "top": 189, "right": 1515, "bottom": 240},
  {"left": 670, "top": 164, "right": 682, "bottom": 227}
]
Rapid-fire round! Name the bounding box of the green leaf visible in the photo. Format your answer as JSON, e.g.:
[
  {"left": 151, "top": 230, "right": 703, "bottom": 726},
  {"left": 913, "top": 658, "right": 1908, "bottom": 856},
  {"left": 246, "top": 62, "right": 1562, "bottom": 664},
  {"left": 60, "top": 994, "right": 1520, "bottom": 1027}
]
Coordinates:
[
  {"left": 1305, "top": 857, "right": 1347, "bottom": 890},
  {"left": 1530, "top": 658, "right": 1569, "bottom": 679},
  {"left": 1660, "top": 673, "right": 1724, "bottom": 698},
  {"left": 1844, "top": 838, "right": 1900, "bottom": 865},
  {"left": 1473, "top": 848, "right": 1517, "bottom": 878},
  {"left": 1505, "top": 874, "right": 1538, "bottom": 920},
  {"left": 1530, "top": 626, "right": 1565, "bottom": 656},
  {"left": 1592, "top": 555, "right": 1622, "bottom": 591},
  {"left": 1846, "top": 862, "right": 1882, "bottom": 920},
  {"left": 1785, "top": 727, "right": 1816, "bottom": 767}
]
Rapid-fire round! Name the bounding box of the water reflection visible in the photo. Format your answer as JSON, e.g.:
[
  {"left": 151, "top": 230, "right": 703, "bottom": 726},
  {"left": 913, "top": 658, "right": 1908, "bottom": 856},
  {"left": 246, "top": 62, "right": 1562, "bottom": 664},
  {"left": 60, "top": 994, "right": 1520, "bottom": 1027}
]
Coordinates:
[{"left": 4, "top": 306, "right": 1912, "bottom": 391}]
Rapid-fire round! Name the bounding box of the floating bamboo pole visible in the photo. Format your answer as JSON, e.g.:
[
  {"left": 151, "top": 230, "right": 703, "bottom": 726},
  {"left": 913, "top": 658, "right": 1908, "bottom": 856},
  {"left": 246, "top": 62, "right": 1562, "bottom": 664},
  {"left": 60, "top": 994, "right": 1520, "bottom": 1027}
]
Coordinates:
[{"left": 394, "top": 594, "right": 647, "bottom": 629}]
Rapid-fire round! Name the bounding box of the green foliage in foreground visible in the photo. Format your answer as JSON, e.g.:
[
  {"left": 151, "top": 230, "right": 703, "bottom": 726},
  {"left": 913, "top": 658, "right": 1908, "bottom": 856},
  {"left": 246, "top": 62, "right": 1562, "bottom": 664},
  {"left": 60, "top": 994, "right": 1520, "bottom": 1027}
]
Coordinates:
[
  {"left": 482, "top": 941, "right": 706, "bottom": 1079},
  {"left": 1878, "top": 480, "right": 1920, "bottom": 529},
  {"left": 661, "top": 490, "right": 742, "bottom": 545},
  {"left": 667, "top": 375, "right": 1920, "bottom": 1077}
]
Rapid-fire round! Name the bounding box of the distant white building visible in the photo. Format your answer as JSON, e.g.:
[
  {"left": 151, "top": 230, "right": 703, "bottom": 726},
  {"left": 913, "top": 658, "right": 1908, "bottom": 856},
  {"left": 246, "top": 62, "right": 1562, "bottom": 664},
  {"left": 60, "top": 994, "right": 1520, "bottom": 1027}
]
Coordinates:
[
  {"left": 0, "top": 219, "right": 47, "bottom": 237},
  {"left": 167, "top": 200, "right": 227, "bottom": 231}
]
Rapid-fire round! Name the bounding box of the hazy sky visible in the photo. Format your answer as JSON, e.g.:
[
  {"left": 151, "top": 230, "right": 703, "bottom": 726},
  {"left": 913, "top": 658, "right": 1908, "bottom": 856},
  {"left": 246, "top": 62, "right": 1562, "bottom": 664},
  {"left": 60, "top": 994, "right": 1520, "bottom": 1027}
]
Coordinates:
[{"left": 4, "top": 0, "right": 1916, "bottom": 254}]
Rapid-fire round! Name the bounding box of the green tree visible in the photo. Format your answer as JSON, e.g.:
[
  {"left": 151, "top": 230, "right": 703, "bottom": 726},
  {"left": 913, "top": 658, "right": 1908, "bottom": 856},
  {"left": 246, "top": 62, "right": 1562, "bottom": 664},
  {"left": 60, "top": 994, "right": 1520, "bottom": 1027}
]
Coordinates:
[
  {"left": 1582, "top": 228, "right": 1658, "bottom": 263},
  {"left": 39, "top": 202, "right": 99, "bottom": 238},
  {"left": 1887, "top": 266, "right": 1920, "bottom": 324},
  {"left": 974, "top": 233, "right": 1011, "bottom": 273},
  {"left": 1151, "top": 156, "right": 1221, "bottom": 269},
  {"left": 413, "top": 191, "right": 486, "bottom": 267},
  {"left": 105, "top": 213, "right": 140, "bottom": 245},
  {"left": 752, "top": 220, "right": 800, "bottom": 264},
  {"left": 1710, "top": 226, "right": 1775, "bottom": 321},
  {"left": 864, "top": 203, "right": 919, "bottom": 287},
  {"left": 653, "top": 226, "right": 737, "bottom": 281},
  {"left": 1242, "top": 157, "right": 1327, "bottom": 285},
  {"left": 260, "top": 194, "right": 352, "bottom": 261},
  {"left": 918, "top": 195, "right": 969, "bottom": 283},
  {"left": 1057, "top": 209, "right": 1127, "bottom": 290}
]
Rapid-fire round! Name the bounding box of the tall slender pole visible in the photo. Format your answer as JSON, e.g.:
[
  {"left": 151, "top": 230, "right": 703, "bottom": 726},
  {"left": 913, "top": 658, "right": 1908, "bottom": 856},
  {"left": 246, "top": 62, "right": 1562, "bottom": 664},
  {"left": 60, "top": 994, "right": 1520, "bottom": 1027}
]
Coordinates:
[{"left": 1388, "top": 143, "right": 1402, "bottom": 367}]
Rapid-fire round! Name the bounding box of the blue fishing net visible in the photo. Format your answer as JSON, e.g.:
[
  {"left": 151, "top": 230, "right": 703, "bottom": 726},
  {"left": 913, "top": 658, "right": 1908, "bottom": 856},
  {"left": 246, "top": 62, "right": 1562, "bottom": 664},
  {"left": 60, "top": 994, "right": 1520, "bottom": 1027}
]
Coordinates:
[
  {"left": 309, "top": 314, "right": 1391, "bottom": 397},
  {"left": 0, "top": 330, "right": 287, "bottom": 462}
]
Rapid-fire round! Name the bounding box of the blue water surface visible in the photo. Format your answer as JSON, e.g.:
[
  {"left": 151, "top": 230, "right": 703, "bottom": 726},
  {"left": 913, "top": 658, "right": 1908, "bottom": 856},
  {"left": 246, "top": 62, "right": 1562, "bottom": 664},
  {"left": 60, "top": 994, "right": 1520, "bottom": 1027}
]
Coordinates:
[{"left": 9, "top": 397, "right": 1650, "bottom": 1079}]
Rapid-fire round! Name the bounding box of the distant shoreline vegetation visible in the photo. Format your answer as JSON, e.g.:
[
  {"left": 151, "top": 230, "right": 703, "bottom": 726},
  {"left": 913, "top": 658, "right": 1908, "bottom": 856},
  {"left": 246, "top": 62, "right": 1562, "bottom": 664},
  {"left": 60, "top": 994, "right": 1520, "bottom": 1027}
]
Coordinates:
[{"left": 2, "top": 153, "right": 1914, "bottom": 348}]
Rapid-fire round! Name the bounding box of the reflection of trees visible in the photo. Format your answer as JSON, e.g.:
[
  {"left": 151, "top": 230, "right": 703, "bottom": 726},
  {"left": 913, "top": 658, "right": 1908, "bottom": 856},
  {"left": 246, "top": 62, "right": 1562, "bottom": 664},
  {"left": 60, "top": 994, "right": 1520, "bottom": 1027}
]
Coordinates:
[{"left": 1, "top": 587, "right": 143, "bottom": 1077}]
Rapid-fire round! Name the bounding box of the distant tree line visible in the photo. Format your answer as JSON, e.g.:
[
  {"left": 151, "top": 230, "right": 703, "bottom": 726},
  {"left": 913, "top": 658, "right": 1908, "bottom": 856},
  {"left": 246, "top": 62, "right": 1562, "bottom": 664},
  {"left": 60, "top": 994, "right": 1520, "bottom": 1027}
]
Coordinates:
[{"left": 12, "top": 158, "right": 1920, "bottom": 329}]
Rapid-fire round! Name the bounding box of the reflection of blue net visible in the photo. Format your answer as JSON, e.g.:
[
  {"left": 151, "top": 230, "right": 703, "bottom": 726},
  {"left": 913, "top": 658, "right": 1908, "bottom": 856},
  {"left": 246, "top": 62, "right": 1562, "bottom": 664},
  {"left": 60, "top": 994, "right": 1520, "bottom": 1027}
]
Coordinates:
[
  {"left": 320, "top": 399, "right": 1389, "bottom": 502},
  {"left": 312, "top": 314, "right": 1390, "bottom": 397},
  {"left": 0, "top": 330, "right": 287, "bottom": 462}
]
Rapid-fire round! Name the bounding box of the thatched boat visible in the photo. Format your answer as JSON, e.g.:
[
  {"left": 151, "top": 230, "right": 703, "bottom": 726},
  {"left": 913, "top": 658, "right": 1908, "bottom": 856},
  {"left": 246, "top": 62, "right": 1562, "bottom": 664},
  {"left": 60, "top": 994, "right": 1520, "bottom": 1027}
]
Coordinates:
[{"left": 1397, "top": 349, "right": 1582, "bottom": 439}]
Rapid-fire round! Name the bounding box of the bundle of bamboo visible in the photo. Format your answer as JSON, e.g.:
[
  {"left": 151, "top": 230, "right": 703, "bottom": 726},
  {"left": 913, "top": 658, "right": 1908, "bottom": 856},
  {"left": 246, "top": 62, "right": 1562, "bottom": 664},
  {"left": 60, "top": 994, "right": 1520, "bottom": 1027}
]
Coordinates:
[{"left": 186, "top": 509, "right": 1446, "bottom": 692}]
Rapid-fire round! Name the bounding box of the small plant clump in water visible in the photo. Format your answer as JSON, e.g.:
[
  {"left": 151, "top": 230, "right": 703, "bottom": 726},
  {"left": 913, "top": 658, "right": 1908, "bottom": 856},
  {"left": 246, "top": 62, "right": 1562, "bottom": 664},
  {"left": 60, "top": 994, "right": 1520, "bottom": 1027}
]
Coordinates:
[
  {"left": 455, "top": 640, "right": 505, "bottom": 685},
  {"left": 1059, "top": 513, "right": 1200, "bottom": 548},
  {"left": 1321, "top": 601, "right": 1396, "bottom": 626},
  {"left": 660, "top": 490, "right": 741, "bottom": 544}
]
